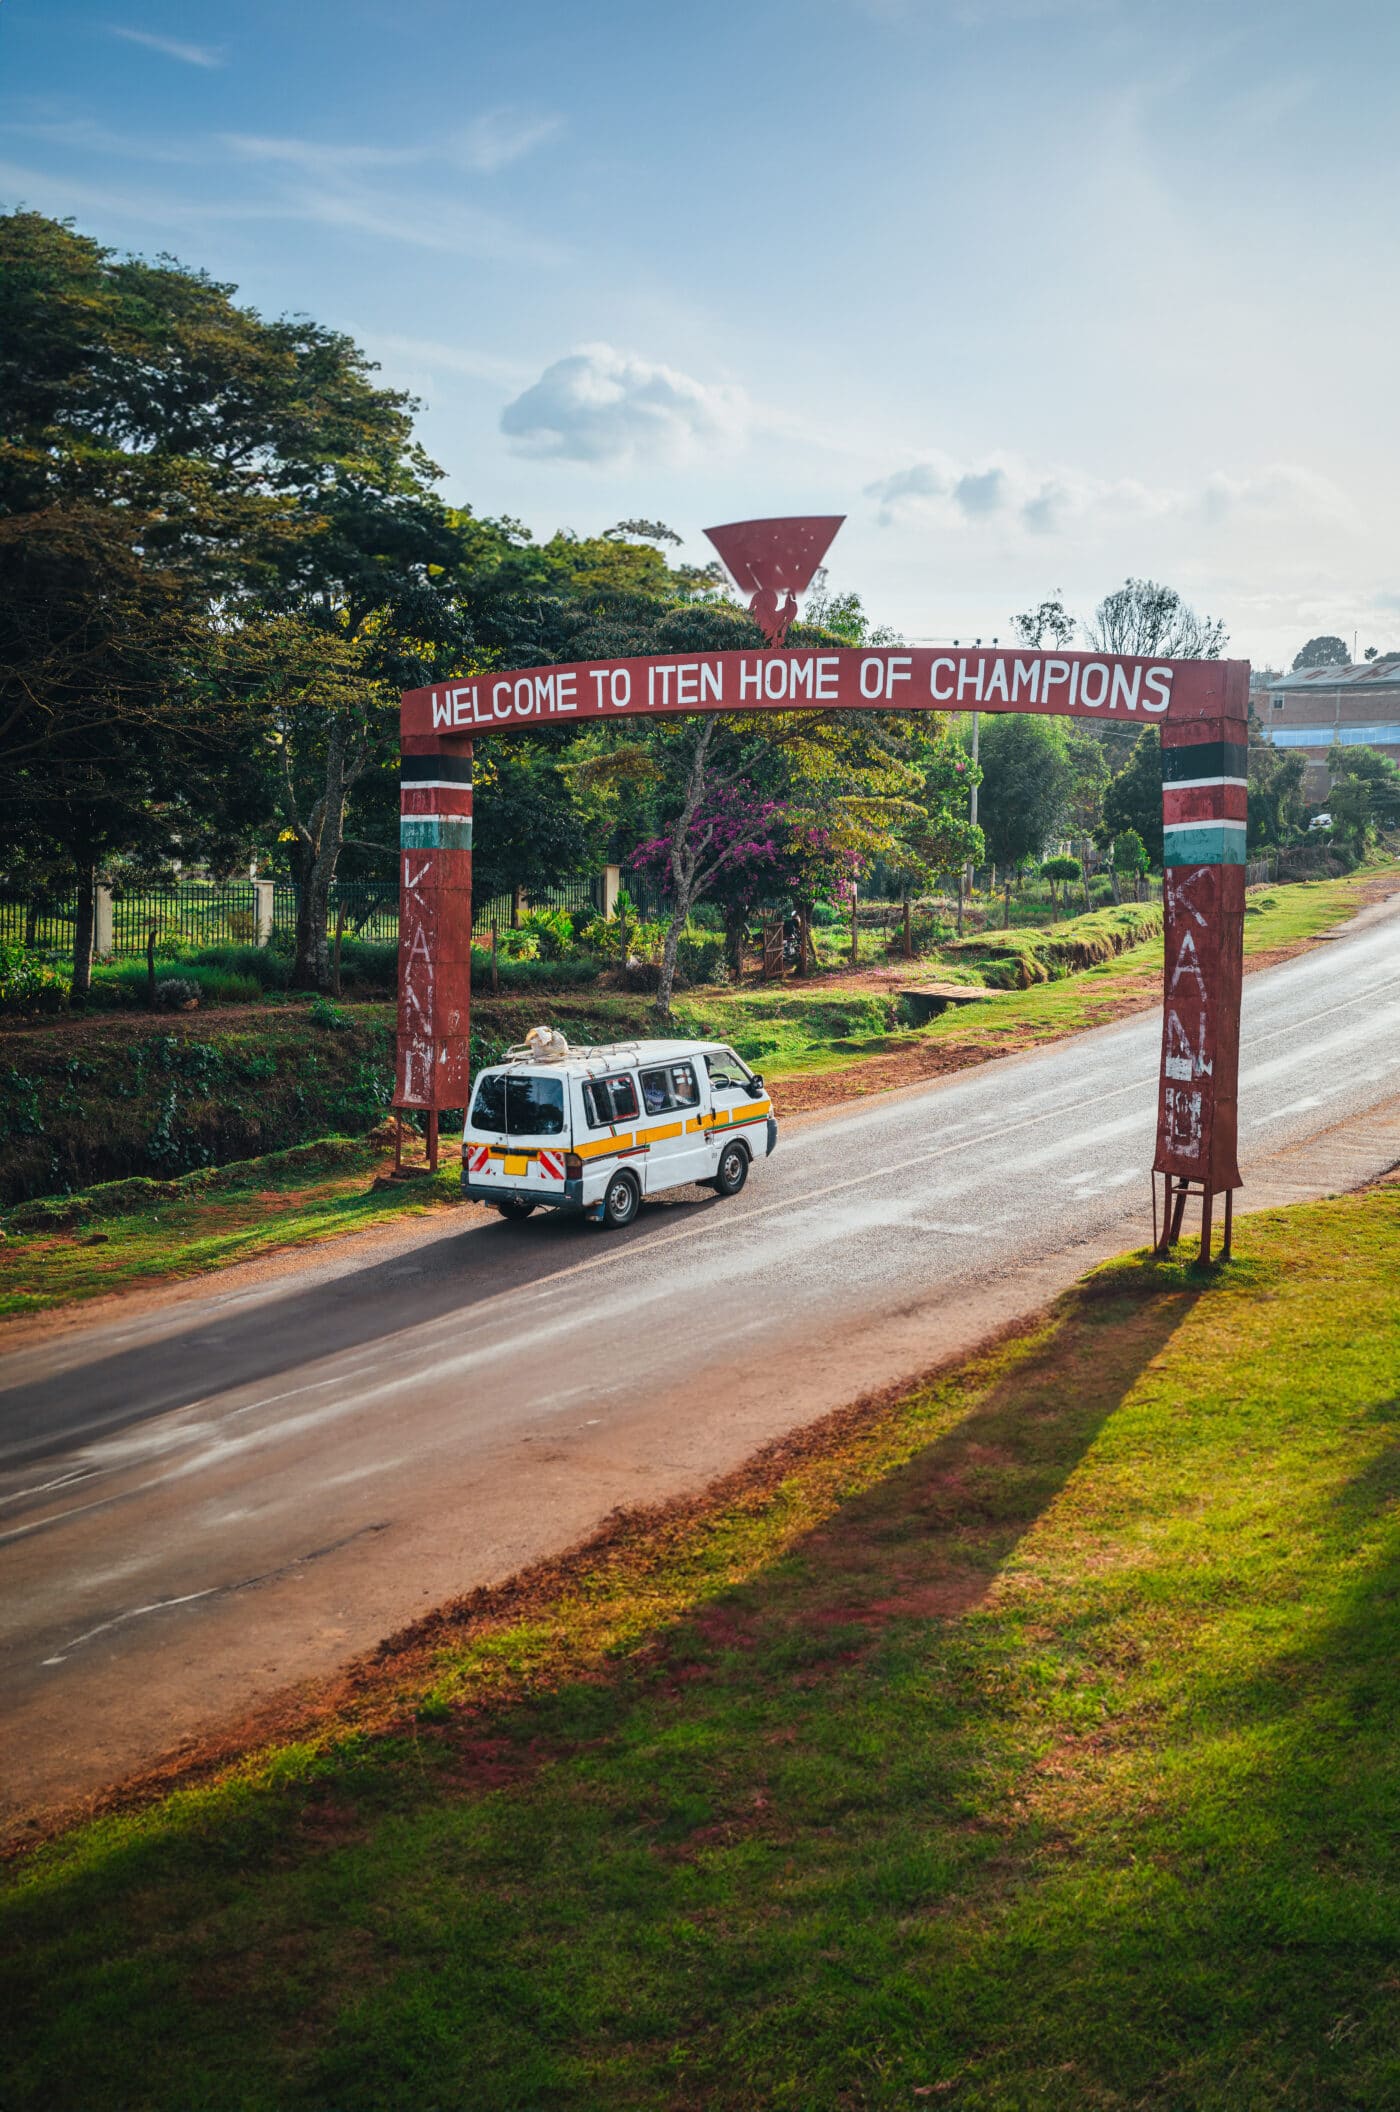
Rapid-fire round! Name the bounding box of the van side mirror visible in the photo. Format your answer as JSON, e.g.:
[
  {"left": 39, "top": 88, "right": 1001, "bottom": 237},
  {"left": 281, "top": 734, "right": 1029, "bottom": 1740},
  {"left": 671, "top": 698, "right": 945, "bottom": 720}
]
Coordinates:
[{"left": 748, "top": 1073, "right": 764, "bottom": 1093}]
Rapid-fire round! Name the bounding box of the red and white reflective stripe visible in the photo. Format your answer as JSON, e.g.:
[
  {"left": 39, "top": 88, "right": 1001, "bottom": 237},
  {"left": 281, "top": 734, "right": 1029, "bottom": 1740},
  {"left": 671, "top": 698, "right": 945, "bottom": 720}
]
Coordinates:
[
  {"left": 537, "top": 1149, "right": 565, "bottom": 1181},
  {"left": 468, "top": 1145, "right": 491, "bottom": 1173}
]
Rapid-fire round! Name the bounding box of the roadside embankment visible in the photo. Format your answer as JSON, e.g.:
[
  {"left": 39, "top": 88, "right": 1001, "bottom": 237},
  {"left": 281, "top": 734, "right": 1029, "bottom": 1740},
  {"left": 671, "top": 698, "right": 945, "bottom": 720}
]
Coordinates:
[
  {"left": 1, "top": 867, "right": 1394, "bottom": 1316},
  {"left": 4, "top": 1174, "right": 1398, "bottom": 2109}
]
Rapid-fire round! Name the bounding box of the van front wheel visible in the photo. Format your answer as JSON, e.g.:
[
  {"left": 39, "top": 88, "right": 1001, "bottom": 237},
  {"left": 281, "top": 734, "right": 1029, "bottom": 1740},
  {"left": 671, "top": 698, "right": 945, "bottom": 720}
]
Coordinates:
[
  {"left": 713, "top": 1142, "right": 749, "bottom": 1198},
  {"left": 599, "top": 1171, "right": 640, "bottom": 1229}
]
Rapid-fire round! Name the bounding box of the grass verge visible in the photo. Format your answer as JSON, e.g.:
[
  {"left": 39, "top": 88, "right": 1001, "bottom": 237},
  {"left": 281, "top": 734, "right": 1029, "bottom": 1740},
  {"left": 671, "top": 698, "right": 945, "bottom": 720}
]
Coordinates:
[
  {"left": 0, "top": 1136, "right": 461, "bottom": 1320},
  {"left": 4, "top": 1177, "right": 1400, "bottom": 2108}
]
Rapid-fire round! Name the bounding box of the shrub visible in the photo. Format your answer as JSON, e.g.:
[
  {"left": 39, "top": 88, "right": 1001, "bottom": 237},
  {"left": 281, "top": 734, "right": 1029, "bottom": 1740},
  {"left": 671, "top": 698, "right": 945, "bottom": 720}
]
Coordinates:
[
  {"left": 335, "top": 939, "right": 397, "bottom": 992},
  {"left": 189, "top": 943, "right": 292, "bottom": 991},
  {"left": 516, "top": 907, "right": 579, "bottom": 961},
  {"left": 154, "top": 976, "right": 201, "bottom": 1009},
  {"left": 309, "top": 996, "right": 353, "bottom": 1031},
  {"left": 675, "top": 933, "right": 729, "bottom": 986},
  {"left": 0, "top": 942, "right": 68, "bottom": 1015}
]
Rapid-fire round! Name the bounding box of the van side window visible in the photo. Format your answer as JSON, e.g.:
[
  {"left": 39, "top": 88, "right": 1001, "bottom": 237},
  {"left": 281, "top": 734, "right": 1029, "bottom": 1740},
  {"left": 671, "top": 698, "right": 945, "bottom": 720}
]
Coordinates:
[
  {"left": 583, "top": 1074, "right": 640, "bottom": 1128},
  {"left": 639, "top": 1061, "right": 699, "bottom": 1114},
  {"left": 705, "top": 1049, "right": 754, "bottom": 1093}
]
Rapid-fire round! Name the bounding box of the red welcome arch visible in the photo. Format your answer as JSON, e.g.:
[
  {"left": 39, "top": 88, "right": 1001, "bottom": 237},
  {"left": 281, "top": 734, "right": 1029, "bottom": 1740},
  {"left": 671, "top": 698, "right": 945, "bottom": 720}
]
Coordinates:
[{"left": 397, "top": 641, "right": 1249, "bottom": 1259}]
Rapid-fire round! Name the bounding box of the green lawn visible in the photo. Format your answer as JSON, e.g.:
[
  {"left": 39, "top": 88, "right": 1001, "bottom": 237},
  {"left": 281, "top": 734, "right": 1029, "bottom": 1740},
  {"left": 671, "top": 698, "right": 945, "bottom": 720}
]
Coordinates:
[
  {"left": 5, "top": 1178, "right": 1400, "bottom": 2109},
  {"left": 705, "top": 864, "right": 1398, "bottom": 1078},
  {"left": 0, "top": 1138, "right": 461, "bottom": 1320}
]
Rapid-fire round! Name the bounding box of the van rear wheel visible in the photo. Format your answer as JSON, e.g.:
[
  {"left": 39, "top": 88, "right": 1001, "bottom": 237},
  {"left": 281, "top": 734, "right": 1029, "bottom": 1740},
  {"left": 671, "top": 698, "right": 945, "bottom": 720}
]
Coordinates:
[
  {"left": 599, "top": 1171, "right": 640, "bottom": 1229},
  {"left": 713, "top": 1142, "right": 749, "bottom": 1198}
]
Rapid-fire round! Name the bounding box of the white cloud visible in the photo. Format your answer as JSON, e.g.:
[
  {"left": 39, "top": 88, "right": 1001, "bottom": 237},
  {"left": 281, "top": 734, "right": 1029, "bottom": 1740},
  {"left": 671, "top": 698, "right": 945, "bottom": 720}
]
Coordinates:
[
  {"left": 109, "top": 25, "right": 225, "bottom": 67},
  {"left": 222, "top": 134, "right": 419, "bottom": 177},
  {"left": 865, "top": 450, "right": 1353, "bottom": 538},
  {"left": 458, "top": 108, "right": 563, "bottom": 174},
  {"left": 500, "top": 345, "right": 749, "bottom": 466},
  {"left": 221, "top": 110, "right": 560, "bottom": 181}
]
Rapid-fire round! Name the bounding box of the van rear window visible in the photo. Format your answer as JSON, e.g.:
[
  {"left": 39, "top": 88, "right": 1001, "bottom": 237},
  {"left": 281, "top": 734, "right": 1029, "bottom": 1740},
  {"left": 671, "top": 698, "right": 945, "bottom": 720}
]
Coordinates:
[
  {"left": 583, "top": 1074, "right": 640, "bottom": 1127},
  {"left": 469, "top": 1072, "right": 565, "bottom": 1136}
]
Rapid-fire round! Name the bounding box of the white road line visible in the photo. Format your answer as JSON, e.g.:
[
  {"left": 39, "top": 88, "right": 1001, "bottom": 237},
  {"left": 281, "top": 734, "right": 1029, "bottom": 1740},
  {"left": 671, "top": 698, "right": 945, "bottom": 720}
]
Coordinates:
[{"left": 42, "top": 1588, "right": 217, "bottom": 1665}]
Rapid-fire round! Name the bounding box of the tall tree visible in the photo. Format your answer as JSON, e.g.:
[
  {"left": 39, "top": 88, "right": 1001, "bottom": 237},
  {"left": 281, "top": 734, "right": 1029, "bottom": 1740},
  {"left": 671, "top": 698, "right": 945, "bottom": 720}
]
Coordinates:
[
  {"left": 0, "top": 208, "right": 469, "bottom": 989},
  {"left": 1009, "top": 593, "right": 1077, "bottom": 649},
  {"left": 976, "top": 716, "right": 1074, "bottom": 873},
  {"left": 1087, "top": 579, "right": 1227, "bottom": 660},
  {"left": 1292, "top": 635, "right": 1349, "bottom": 671},
  {"left": 1101, "top": 727, "right": 1164, "bottom": 867}
]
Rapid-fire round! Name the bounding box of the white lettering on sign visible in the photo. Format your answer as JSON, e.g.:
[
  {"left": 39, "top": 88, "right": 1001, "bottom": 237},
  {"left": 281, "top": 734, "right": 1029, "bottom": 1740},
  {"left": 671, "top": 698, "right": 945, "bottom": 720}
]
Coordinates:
[
  {"left": 984, "top": 659, "right": 1010, "bottom": 704},
  {"left": 609, "top": 668, "right": 631, "bottom": 708},
  {"left": 1110, "top": 665, "right": 1142, "bottom": 711},
  {"left": 859, "top": 657, "right": 885, "bottom": 700},
  {"left": 740, "top": 658, "right": 763, "bottom": 699},
  {"left": 930, "top": 657, "right": 956, "bottom": 701},
  {"left": 399, "top": 849, "right": 436, "bottom": 1108},
  {"left": 1164, "top": 1007, "right": 1214, "bottom": 1082},
  {"left": 1165, "top": 1084, "right": 1203, "bottom": 1157},
  {"left": 1011, "top": 660, "right": 1040, "bottom": 704},
  {"left": 956, "top": 658, "right": 983, "bottom": 703},
  {"left": 1040, "top": 658, "right": 1070, "bottom": 704},
  {"left": 816, "top": 655, "right": 839, "bottom": 699},
  {"left": 1169, "top": 927, "right": 1209, "bottom": 998},
  {"left": 1144, "top": 667, "right": 1173, "bottom": 713},
  {"left": 1079, "top": 662, "right": 1110, "bottom": 708}
]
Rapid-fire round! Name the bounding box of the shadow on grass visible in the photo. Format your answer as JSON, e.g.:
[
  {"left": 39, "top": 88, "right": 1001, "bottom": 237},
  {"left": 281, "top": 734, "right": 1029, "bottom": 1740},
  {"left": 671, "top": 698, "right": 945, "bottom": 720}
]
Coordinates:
[{"left": 0, "top": 1267, "right": 1209, "bottom": 2112}]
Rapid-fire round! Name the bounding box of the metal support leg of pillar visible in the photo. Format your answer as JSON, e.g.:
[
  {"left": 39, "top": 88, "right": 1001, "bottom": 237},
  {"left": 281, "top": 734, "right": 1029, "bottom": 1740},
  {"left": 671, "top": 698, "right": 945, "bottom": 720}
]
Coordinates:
[
  {"left": 1169, "top": 1177, "right": 1189, "bottom": 1246},
  {"left": 1200, "top": 1185, "right": 1214, "bottom": 1266},
  {"left": 426, "top": 1110, "right": 439, "bottom": 1174},
  {"left": 1221, "top": 1187, "right": 1234, "bottom": 1263}
]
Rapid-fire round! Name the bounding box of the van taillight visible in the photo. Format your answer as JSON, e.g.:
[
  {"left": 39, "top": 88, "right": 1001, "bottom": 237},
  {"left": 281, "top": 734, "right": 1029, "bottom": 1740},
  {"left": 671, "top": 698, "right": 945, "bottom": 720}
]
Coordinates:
[{"left": 563, "top": 1152, "right": 583, "bottom": 1179}]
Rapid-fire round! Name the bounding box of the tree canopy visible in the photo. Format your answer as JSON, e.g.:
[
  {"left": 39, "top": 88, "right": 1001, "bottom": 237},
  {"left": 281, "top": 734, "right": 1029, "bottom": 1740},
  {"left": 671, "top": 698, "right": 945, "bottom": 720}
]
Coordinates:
[
  {"left": 1086, "top": 579, "right": 1227, "bottom": 661},
  {"left": 1291, "top": 635, "right": 1349, "bottom": 671}
]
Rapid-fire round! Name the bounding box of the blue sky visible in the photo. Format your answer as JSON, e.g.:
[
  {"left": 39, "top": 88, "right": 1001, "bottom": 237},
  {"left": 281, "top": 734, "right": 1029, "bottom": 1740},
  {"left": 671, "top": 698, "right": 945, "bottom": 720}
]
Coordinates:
[{"left": 3, "top": 0, "right": 1397, "bottom": 669}]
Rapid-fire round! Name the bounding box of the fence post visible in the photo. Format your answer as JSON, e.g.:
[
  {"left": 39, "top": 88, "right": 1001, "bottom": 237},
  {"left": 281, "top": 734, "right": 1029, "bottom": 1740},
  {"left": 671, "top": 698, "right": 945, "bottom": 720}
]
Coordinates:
[
  {"left": 600, "top": 864, "right": 621, "bottom": 919},
  {"left": 253, "top": 879, "right": 275, "bottom": 947},
  {"left": 94, "top": 884, "right": 114, "bottom": 959}
]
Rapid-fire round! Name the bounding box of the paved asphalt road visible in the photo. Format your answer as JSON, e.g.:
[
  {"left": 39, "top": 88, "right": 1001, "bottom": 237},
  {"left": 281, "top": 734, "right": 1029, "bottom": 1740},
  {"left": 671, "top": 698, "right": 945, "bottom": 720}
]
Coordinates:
[{"left": 3, "top": 896, "right": 1399, "bottom": 1829}]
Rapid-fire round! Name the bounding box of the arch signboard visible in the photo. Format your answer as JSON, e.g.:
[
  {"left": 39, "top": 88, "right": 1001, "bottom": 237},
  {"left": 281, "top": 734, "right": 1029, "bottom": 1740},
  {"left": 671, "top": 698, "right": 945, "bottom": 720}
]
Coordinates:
[{"left": 398, "top": 639, "right": 1249, "bottom": 1257}]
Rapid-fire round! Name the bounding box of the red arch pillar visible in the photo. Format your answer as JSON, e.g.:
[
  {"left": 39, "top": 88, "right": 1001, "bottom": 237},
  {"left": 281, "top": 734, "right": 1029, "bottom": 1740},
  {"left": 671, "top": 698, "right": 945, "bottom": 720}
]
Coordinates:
[
  {"left": 393, "top": 729, "right": 474, "bottom": 1167},
  {"left": 1153, "top": 663, "right": 1249, "bottom": 1259}
]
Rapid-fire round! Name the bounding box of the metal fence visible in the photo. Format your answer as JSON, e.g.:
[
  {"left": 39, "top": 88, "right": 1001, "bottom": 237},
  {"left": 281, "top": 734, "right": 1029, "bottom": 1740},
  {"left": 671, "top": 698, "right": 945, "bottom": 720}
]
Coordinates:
[
  {"left": 3, "top": 874, "right": 615, "bottom": 959},
  {"left": 110, "top": 884, "right": 260, "bottom": 952},
  {"left": 0, "top": 895, "right": 75, "bottom": 949}
]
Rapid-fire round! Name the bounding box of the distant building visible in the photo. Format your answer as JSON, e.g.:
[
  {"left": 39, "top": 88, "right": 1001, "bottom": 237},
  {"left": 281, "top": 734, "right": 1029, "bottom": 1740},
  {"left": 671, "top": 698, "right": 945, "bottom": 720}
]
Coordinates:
[{"left": 1258, "top": 657, "right": 1400, "bottom": 797}]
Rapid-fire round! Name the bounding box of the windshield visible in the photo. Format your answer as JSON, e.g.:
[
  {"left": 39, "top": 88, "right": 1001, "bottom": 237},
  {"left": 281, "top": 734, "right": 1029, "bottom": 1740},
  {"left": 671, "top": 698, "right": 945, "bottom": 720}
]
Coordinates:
[{"left": 469, "top": 1071, "right": 566, "bottom": 1137}]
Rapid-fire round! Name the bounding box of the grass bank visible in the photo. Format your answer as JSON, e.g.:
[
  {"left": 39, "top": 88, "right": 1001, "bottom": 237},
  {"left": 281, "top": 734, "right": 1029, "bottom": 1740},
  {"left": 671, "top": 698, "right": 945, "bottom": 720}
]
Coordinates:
[
  {"left": 1, "top": 866, "right": 1392, "bottom": 1214},
  {"left": 4, "top": 1178, "right": 1400, "bottom": 2108},
  {"left": 0, "top": 1136, "right": 463, "bottom": 1321}
]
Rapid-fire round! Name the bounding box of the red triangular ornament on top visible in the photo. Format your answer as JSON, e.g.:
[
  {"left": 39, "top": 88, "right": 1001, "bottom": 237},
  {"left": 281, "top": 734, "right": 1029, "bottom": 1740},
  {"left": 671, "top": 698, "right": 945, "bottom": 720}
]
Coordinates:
[{"left": 704, "top": 515, "right": 845, "bottom": 645}]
